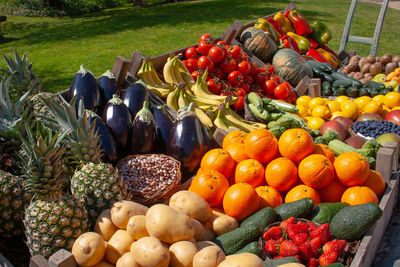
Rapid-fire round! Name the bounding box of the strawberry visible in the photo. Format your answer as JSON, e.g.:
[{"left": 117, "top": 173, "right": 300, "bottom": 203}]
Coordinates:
[
  {"left": 263, "top": 226, "right": 283, "bottom": 240},
  {"left": 307, "top": 221, "right": 317, "bottom": 232},
  {"left": 293, "top": 232, "right": 309, "bottom": 246},
  {"left": 307, "top": 257, "right": 319, "bottom": 267},
  {"left": 310, "top": 237, "right": 322, "bottom": 257},
  {"left": 294, "top": 255, "right": 301, "bottom": 262},
  {"left": 280, "top": 217, "right": 295, "bottom": 230},
  {"left": 299, "top": 242, "right": 312, "bottom": 261},
  {"left": 264, "top": 239, "right": 279, "bottom": 256},
  {"left": 310, "top": 223, "right": 331, "bottom": 244},
  {"left": 319, "top": 251, "right": 339, "bottom": 266},
  {"left": 323, "top": 239, "right": 347, "bottom": 254},
  {"left": 287, "top": 223, "right": 309, "bottom": 239},
  {"left": 277, "top": 237, "right": 285, "bottom": 244},
  {"left": 279, "top": 240, "right": 299, "bottom": 257},
  {"left": 273, "top": 255, "right": 283, "bottom": 259}
]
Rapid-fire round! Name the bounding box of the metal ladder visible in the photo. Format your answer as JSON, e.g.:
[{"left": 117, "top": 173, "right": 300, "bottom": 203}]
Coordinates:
[{"left": 339, "top": 0, "right": 390, "bottom": 56}]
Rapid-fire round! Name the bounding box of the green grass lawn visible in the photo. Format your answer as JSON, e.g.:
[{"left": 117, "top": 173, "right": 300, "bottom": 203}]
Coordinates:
[{"left": 1, "top": 0, "right": 400, "bottom": 93}]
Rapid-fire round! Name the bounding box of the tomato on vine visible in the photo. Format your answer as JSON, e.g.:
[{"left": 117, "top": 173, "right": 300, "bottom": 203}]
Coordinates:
[
  {"left": 199, "top": 33, "right": 212, "bottom": 43},
  {"left": 263, "top": 79, "right": 277, "bottom": 96},
  {"left": 227, "top": 70, "right": 244, "bottom": 86},
  {"left": 197, "top": 56, "right": 214, "bottom": 72},
  {"left": 229, "top": 45, "right": 243, "bottom": 60},
  {"left": 233, "top": 96, "right": 244, "bottom": 111},
  {"left": 207, "top": 78, "right": 222, "bottom": 95},
  {"left": 237, "top": 61, "right": 251, "bottom": 76},
  {"left": 274, "top": 82, "right": 291, "bottom": 99},
  {"left": 220, "top": 57, "right": 236, "bottom": 74},
  {"left": 182, "top": 60, "right": 196, "bottom": 73},
  {"left": 191, "top": 70, "right": 200, "bottom": 81},
  {"left": 241, "top": 83, "right": 251, "bottom": 93},
  {"left": 208, "top": 46, "right": 226, "bottom": 64},
  {"left": 198, "top": 41, "right": 213, "bottom": 56},
  {"left": 185, "top": 47, "right": 200, "bottom": 60},
  {"left": 211, "top": 68, "right": 225, "bottom": 80}
]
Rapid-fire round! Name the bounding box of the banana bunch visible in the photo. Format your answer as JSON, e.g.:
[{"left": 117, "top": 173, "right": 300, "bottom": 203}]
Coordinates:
[
  {"left": 163, "top": 55, "right": 195, "bottom": 94},
  {"left": 192, "top": 72, "right": 236, "bottom": 102},
  {"left": 137, "top": 59, "right": 175, "bottom": 98}
]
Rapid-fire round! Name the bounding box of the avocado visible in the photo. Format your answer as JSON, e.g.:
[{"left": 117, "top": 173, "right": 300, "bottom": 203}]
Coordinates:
[
  {"left": 310, "top": 202, "right": 349, "bottom": 224},
  {"left": 215, "top": 223, "right": 261, "bottom": 255},
  {"left": 274, "top": 198, "right": 314, "bottom": 221},
  {"left": 241, "top": 207, "right": 276, "bottom": 230}
]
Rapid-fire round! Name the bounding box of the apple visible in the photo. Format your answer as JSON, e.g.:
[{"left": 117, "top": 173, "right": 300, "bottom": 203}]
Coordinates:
[
  {"left": 385, "top": 110, "right": 400, "bottom": 125},
  {"left": 357, "top": 113, "right": 383, "bottom": 122},
  {"left": 376, "top": 133, "right": 400, "bottom": 158},
  {"left": 333, "top": 116, "right": 354, "bottom": 130},
  {"left": 320, "top": 121, "right": 348, "bottom": 141},
  {"left": 345, "top": 136, "right": 367, "bottom": 149}
]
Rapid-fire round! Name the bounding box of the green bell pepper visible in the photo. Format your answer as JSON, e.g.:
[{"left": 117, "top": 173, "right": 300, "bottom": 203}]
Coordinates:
[
  {"left": 310, "top": 21, "right": 332, "bottom": 45},
  {"left": 286, "top": 32, "right": 311, "bottom": 53}
]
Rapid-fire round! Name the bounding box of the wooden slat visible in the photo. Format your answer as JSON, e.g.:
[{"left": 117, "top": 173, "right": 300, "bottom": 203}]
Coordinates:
[
  {"left": 30, "top": 255, "right": 48, "bottom": 267},
  {"left": 348, "top": 36, "right": 373, "bottom": 45},
  {"left": 294, "top": 76, "right": 311, "bottom": 96},
  {"left": 48, "top": 249, "right": 76, "bottom": 267},
  {"left": 376, "top": 142, "right": 398, "bottom": 183},
  {"left": 309, "top": 78, "right": 321, "bottom": 98},
  {"left": 0, "top": 253, "right": 14, "bottom": 267},
  {"left": 111, "top": 56, "right": 130, "bottom": 87},
  {"left": 128, "top": 50, "right": 145, "bottom": 77}
]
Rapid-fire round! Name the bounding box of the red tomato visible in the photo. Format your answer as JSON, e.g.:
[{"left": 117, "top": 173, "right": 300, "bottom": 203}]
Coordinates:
[
  {"left": 198, "top": 56, "right": 214, "bottom": 72},
  {"left": 187, "top": 58, "right": 197, "bottom": 66},
  {"left": 221, "top": 90, "right": 234, "bottom": 96},
  {"left": 227, "top": 71, "right": 244, "bottom": 86},
  {"left": 244, "top": 75, "right": 253, "bottom": 85},
  {"left": 220, "top": 57, "right": 236, "bottom": 74},
  {"left": 185, "top": 47, "right": 199, "bottom": 60},
  {"left": 210, "top": 68, "right": 225, "bottom": 80},
  {"left": 182, "top": 60, "right": 196, "bottom": 73},
  {"left": 237, "top": 61, "right": 251, "bottom": 76},
  {"left": 199, "top": 33, "right": 212, "bottom": 43},
  {"left": 241, "top": 83, "right": 251, "bottom": 93},
  {"left": 191, "top": 70, "right": 200, "bottom": 81},
  {"left": 233, "top": 96, "right": 244, "bottom": 111},
  {"left": 262, "top": 79, "right": 277, "bottom": 96},
  {"left": 274, "top": 82, "right": 291, "bottom": 99},
  {"left": 254, "top": 68, "right": 268, "bottom": 84},
  {"left": 207, "top": 78, "right": 222, "bottom": 95},
  {"left": 198, "top": 41, "right": 213, "bottom": 56},
  {"left": 229, "top": 45, "right": 243, "bottom": 60},
  {"left": 287, "top": 91, "right": 297, "bottom": 104},
  {"left": 208, "top": 46, "right": 226, "bottom": 64},
  {"left": 217, "top": 40, "right": 228, "bottom": 46},
  {"left": 234, "top": 88, "right": 246, "bottom": 97},
  {"left": 272, "top": 76, "right": 281, "bottom": 83},
  {"left": 240, "top": 53, "right": 248, "bottom": 62},
  {"left": 249, "top": 62, "right": 259, "bottom": 76},
  {"left": 216, "top": 41, "right": 229, "bottom": 50}
]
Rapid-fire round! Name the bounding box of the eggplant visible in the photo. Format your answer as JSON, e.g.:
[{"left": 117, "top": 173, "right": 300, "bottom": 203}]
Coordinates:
[
  {"left": 69, "top": 65, "right": 100, "bottom": 111},
  {"left": 167, "top": 103, "right": 207, "bottom": 179},
  {"left": 150, "top": 104, "right": 174, "bottom": 152},
  {"left": 123, "top": 82, "right": 149, "bottom": 118},
  {"left": 102, "top": 94, "right": 132, "bottom": 157},
  {"left": 86, "top": 110, "right": 118, "bottom": 162},
  {"left": 130, "top": 99, "right": 156, "bottom": 154},
  {"left": 97, "top": 70, "right": 118, "bottom": 116}
]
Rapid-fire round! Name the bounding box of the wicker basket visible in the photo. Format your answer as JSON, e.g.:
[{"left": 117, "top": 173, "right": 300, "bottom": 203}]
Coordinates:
[{"left": 117, "top": 154, "right": 182, "bottom": 206}]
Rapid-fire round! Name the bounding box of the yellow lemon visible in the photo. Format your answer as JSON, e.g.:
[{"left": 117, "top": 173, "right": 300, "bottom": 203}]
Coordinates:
[
  {"left": 372, "top": 95, "right": 385, "bottom": 104},
  {"left": 383, "top": 92, "right": 400, "bottom": 108},
  {"left": 335, "top": 96, "right": 350, "bottom": 104},
  {"left": 354, "top": 97, "right": 372, "bottom": 112},
  {"left": 303, "top": 116, "right": 313, "bottom": 122},
  {"left": 312, "top": 105, "right": 331, "bottom": 120},
  {"left": 296, "top": 95, "right": 312, "bottom": 107},
  {"left": 326, "top": 101, "right": 340, "bottom": 113},
  {"left": 340, "top": 101, "right": 359, "bottom": 120},
  {"left": 297, "top": 104, "right": 309, "bottom": 117},
  {"left": 363, "top": 101, "right": 382, "bottom": 115},
  {"left": 331, "top": 111, "right": 345, "bottom": 119},
  {"left": 307, "top": 117, "right": 325, "bottom": 130},
  {"left": 308, "top": 97, "right": 327, "bottom": 110},
  {"left": 392, "top": 106, "right": 400, "bottom": 111}
]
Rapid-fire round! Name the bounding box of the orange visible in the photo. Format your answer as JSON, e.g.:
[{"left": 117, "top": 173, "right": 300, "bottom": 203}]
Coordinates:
[
  {"left": 313, "top": 144, "right": 335, "bottom": 164},
  {"left": 384, "top": 92, "right": 400, "bottom": 108},
  {"left": 334, "top": 152, "right": 370, "bottom": 186},
  {"left": 234, "top": 159, "right": 265, "bottom": 188},
  {"left": 265, "top": 157, "right": 298, "bottom": 192},
  {"left": 223, "top": 183, "right": 260, "bottom": 221},
  {"left": 318, "top": 178, "right": 348, "bottom": 203},
  {"left": 298, "top": 154, "right": 334, "bottom": 189},
  {"left": 189, "top": 169, "right": 230, "bottom": 207},
  {"left": 285, "top": 185, "right": 321, "bottom": 205},
  {"left": 225, "top": 142, "right": 249, "bottom": 163},
  {"left": 244, "top": 129, "right": 278, "bottom": 164},
  {"left": 278, "top": 128, "right": 314, "bottom": 163},
  {"left": 200, "top": 148, "right": 236, "bottom": 179},
  {"left": 361, "top": 169, "right": 386, "bottom": 198},
  {"left": 341, "top": 186, "right": 379, "bottom": 205},
  {"left": 222, "top": 130, "right": 247, "bottom": 150},
  {"left": 256, "top": 186, "right": 283, "bottom": 208}
]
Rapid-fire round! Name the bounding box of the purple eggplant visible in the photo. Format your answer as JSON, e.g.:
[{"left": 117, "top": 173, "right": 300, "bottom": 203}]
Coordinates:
[
  {"left": 69, "top": 65, "right": 100, "bottom": 111},
  {"left": 102, "top": 94, "right": 132, "bottom": 157},
  {"left": 97, "top": 70, "right": 118, "bottom": 116},
  {"left": 167, "top": 103, "right": 207, "bottom": 179},
  {"left": 123, "top": 82, "right": 149, "bottom": 118},
  {"left": 150, "top": 104, "right": 173, "bottom": 152},
  {"left": 130, "top": 100, "right": 156, "bottom": 154}
]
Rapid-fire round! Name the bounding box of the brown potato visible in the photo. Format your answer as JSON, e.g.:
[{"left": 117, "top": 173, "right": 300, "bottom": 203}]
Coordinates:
[
  {"left": 353, "top": 72, "right": 365, "bottom": 80},
  {"left": 132, "top": 236, "right": 170, "bottom": 267},
  {"left": 111, "top": 201, "right": 148, "bottom": 229},
  {"left": 392, "top": 55, "right": 400, "bottom": 64},
  {"left": 386, "top": 62, "right": 398, "bottom": 74},
  {"left": 106, "top": 230, "right": 134, "bottom": 264},
  {"left": 365, "top": 54, "right": 376, "bottom": 64},
  {"left": 361, "top": 63, "right": 372, "bottom": 74},
  {"left": 380, "top": 53, "right": 393, "bottom": 65},
  {"left": 217, "top": 253, "right": 263, "bottom": 267},
  {"left": 94, "top": 209, "right": 119, "bottom": 241},
  {"left": 192, "top": 246, "right": 225, "bottom": 267},
  {"left": 169, "top": 241, "right": 198, "bottom": 267},
  {"left": 126, "top": 215, "right": 149, "bottom": 240},
  {"left": 116, "top": 252, "right": 140, "bottom": 267},
  {"left": 72, "top": 232, "right": 105, "bottom": 267},
  {"left": 349, "top": 55, "right": 361, "bottom": 65},
  {"left": 358, "top": 57, "right": 367, "bottom": 69},
  {"left": 196, "top": 241, "right": 218, "bottom": 251},
  {"left": 192, "top": 219, "right": 205, "bottom": 241},
  {"left": 348, "top": 72, "right": 356, "bottom": 78},
  {"left": 169, "top": 190, "right": 212, "bottom": 223},
  {"left": 370, "top": 62, "right": 383, "bottom": 76}
]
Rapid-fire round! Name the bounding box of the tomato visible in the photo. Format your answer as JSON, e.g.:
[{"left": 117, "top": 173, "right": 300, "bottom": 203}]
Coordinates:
[
  {"left": 287, "top": 91, "right": 297, "bottom": 104},
  {"left": 221, "top": 90, "right": 234, "bottom": 96},
  {"left": 210, "top": 68, "right": 225, "bottom": 80},
  {"left": 249, "top": 62, "right": 258, "bottom": 76},
  {"left": 217, "top": 40, "right": 227, "bottom": 46},
  {"left": 274, "top": 82, "right": 291, "bottom": 99},
  {"left": 198, "top": 41, "right": 213, "bottom": 56},
  {"left": 208, "top": 46, "right": 226, "bottom": 64},
  {"left": 241, "top": 83, "right": 251, "bottom": 93},
  {"left": 262, "top": 79, "right": 277, "bottom": 96},
  {"left": 187, "top": 58, "right": 197, "bottom": 66},
  {"left": 233, "top": 96, "right": 244, "bottom": 111},
  {"left": 219, "top": 57, "right": 236, "bottom": 74},
  {"left": 185, "top": 47, "right": 200, "bottom": 60},
  {"left": 207, "top": 78, "right": 222, "bottom": 95},
  {"left": 234, "top": 88, "right": 246, "bottom": 97},
  {"left": 197, "top": 56, "right": 214, "bottom": 72},
  {"left": 240, "top": 53, "right": 248, "bottom": 62},
  {"left": 199, "top": 33, "right": 212, "bottom": 43},
  {"left": 191, "top": 70, "right": 200, "bottom": 81},
  {"left": 216, "top": 41, "right": 229, "bottom": 50},
  {"left": 227, "top": 71, "right": 244, "bottom": 86},
  {"left": 237, "top": 61, "right": 251, "bottom": 76},
  {"left": 272, "top": 76, "right": 281, "bottom": 83},
  {"left": 244, "top": 75, "right": 253, "bottom": 85},
  {"left": 254, "top": 68, "right": 268, "bottom": 84},
  {"left": 182, "top": 60, "right": 196, "bottom": 73},
  {"left": 229, "top": 45, "right": 243, "bottom": 60}
]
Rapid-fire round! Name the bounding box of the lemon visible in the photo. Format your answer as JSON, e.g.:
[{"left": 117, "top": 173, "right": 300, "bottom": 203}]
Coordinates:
[
  {"left": 296, "top": 104, "right": 309, "bottom": 117},
  {"left": 307, "top": 117, "right": 325, "bottom": 130},
  {"left": 383, "top": 92, "right": 400, "bottom": 108},
  {"left": 363, "top": 101, "right": 382, "bottom": 115},
  {"left": 331, "top": 111, "right": 345, "bottom": 119},
  {"left": 393, "top": 106, "right": 400, "bottom": 111},
  {"left": 308, "top": 97, "right": 327, "bottom": 110},
  {"left": 354, "top": 97, "right": 372, "bottom": 112},
  {"left": 340, "top": 101, "right": 359, "bottom": 120},
  {"left": 373, "top": 95, "right": 385, "bottom": 104},
  {"left": 335, "top": 96, "right": 350, "bottom": 104},
  {"left": 311, "top": 105, "right": 331, "bottom": 120},
  {"left": 303, "top": 116, "right": 313, "bottom": 122},
  {"left": 326, "top": 101, "right": 340, "bottom": 113},
  {"left": 296, "top": 95, "right": 312, "bottom": 107}
]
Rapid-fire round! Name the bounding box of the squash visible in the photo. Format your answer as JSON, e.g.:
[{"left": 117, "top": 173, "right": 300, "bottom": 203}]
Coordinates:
[
  {"left": 272, "top": 48, "right": 313, "bottom": 87},
  {"left": 240, "top": 27, "right": 277, "bottom": 63}
]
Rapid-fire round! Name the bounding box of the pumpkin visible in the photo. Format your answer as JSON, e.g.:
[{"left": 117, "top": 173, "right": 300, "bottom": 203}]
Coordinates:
[
  {"left": 272, "top": 49, "right": 313, "bottom": 87},
  {"left": 240, "top": 27, "right": 277, "bottom": 63}
]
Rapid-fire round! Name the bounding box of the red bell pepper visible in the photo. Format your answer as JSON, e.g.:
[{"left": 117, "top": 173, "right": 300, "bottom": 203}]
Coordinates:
[
  {"left": 320, "top": 44, "right": 339, "bottom": 59},
  {"left": 279, "top": 35, "right": 301, "bottom": 54},
  {"left": 307, "top": 37, "right": 319, "bottom": 49},
  {"left": 287, "top": 10, "right": 313, "bottom": 36},
  {"left": 306, "top": 48, "right": 329, "bottom": 63},
  {"left": 266, "top": 17, "right": 285, "bottom": 36}
]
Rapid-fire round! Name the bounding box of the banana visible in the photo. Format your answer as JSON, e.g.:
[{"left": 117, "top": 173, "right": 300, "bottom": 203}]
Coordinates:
[
  {"left": 213, "top": 110, "right": 231, "bottom": 131},
  {"left": 222, "top": 107, "right": 267, "bottom": 133},
  {"left": 175, "top": 58, "right": 196, "bottom": 92},
  {"left": 194, "top": 107, "right": 214, "bottom": 129},
  {"left": 192, "top": 72, "right": 234, "bottom": 102},
  {"left": 187, "top": 94, "right": 223, "bottom": 107},
  {"left": 163, "top": 56, "right": 186, "bottom": 86},
  {"left": 138, "top": 60, "right": 173, "bottom": 98},
  {"left": 178, "top": 87, "right": 188, "bottom": 109},
  {"left": 166, "top": 87, "right": 180, "bottom": 112}
]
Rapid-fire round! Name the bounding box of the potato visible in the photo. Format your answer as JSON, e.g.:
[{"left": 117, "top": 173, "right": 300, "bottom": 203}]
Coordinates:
[
  {"left": 146, "top": 204, "right": 195, "bottom": 244},
  {"left": 111, "top": 201, "right": 148, "bottom": 229},
  {"left": 92, "top": 261, "right": 115, "bottom": 267},
  {"left": 95, "top": 209, "right": 119, "bottom": 241},
  {"left": 349, "top": 55, "right": 361, "bottom": 65},
  {"left": 211, "top": 211, "right": 238, "bottom": 236},
  {"left": 192, "top": 246, "right": 225, "bottom": 267},
  {"left": 196, "top": 241, "right": 218, "bottom": 251},
  {"left": 201, "top": 222, "right": 216, "bottom": 241},
  {"left": 361, "top": 62, "right": 372, "bottom": 74},
  {"left": 217, "top": 253, "right": 263, "bottom": 267},
  {"left": 72, "top": 232, "right": 105, "bottom": 267},
  {"left": 169, "top": 191, "right": 212, "bottom": 223},
  {"left": 130, "top": 241, "right": 137, "bottom": 252},
  {"left": 105, "top": 230, "right": 134, "bottom": 264},
  {"left": 169, "top": 241, "right": 198, "bottom": 267},
  {"left": 116, "top": 252, "right": 140, "bottom": 267},
  {"left": 132, "top": 236, "right": 170, "bottom": 267},
  {"left": 126, "top": 215, "right": 149, "bottom": 240},
  {"left": 365, "top": 54, "right": 376, "bottom": 64},
  {"left": 353, "top": 72, "right": 365, "bottom": 80},
  {"left": 192, "top": 219, "right": 205, "bottom": 241}
]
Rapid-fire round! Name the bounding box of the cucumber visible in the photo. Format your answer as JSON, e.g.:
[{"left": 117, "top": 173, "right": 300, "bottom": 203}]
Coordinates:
[
  {"left": 324, "top": 263, "right": 346, "bottom": 267},
  {"left": 332, "top": 79, "right": 353, "bottom": 89},
  {"left": 267, "top": 121, "right": 279, "bottom": 129},
  {"left": 234, "top": 241, "right": 261, "bottom": 256},
  {"left": 331, "top": 72, "right": 363, "bottom": 88},
  {"left": 319, "top": 72, "right": 335, "bottom": 83},
  {"left": 271, "top": 100, "right": 299, "bottom": 113},
  {"left": 275, "top": 198, "right": 314, "bottom": 220},
  {"left": 366, "top": 81, "right": 386, "bottom": 90},
  {"left": 241, "top": 207, "right": 276, "bottom": 229},
  {"left": 249, "top": 103, "right": 271, "bottom": 121},
  {"left": 263, "top": 256, "right": 299, "bottom": 267},
  {"left": 271, "top": 112, "right": 283, "bottom": 120},
  {"left": 269, "top": 126, "right": 286, "bottom": 139},
  {"left": 346, "top": 85, "right": 359, "bottom": 97},
  {"left": 247, "top": 93, "right": 264, "bottom": 110},
  {"left": 275, "top": 116, "right": 301, "bottom": 129}
]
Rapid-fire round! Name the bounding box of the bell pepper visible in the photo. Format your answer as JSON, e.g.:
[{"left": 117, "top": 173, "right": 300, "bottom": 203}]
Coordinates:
[
  {"left": 266, "top": 17, "right": 285, "bottom": 36},
  {"left": 254, "top": 18, "right": 278, "bottom": 43},
  {"left": 306, "top": 37, "right": 319, "bottom": 49},
  {"left": 320, "top": 44, "right": 339, "bottom": 59},
  {"left": 317, "top": 48, "right": 340, "bottom": 68},
  {"left": 279, "top": 35, "right": 301, "bottom": 54},
  {"left": 310, "top": 21, "right": 332, "bottom": 45},
  {"left": 286, "top": 10, "right": 313, "bottom": 36},
  {"left": 273, "top": 12, "right": 294, "bottom": 33},
  {"left": 287, "top": 32, "right": 311, "bottom": 53},
  {"left": 306, "top": 48, "right": 329, "bottom": 63}
]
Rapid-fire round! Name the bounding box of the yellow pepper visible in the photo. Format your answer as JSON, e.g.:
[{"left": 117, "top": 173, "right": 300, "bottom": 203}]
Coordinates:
[
  {"left": 273, "top": 12, "right": 294, "bottom": 33},
  {"left": 317, "top": 48, "right": 340, "bottom": 68}
]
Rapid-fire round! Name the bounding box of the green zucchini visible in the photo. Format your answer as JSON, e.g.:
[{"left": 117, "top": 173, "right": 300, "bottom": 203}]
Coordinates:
[
  {"left": 319, "top": 72, "right": 335, "bottom": 84},
  {"left": 333, "top": 87, "right": 346, "bottom": 96},
  {"left": 331, "top": 72, "right": 364, "bottom": 88},
  {"left": 346, "top": 85, "right": 359, "bottom": 97},
  {"left": 332, "top": 79, "right": 352, "bottom": 89},
  {"left": 366, "top": 81, "right": 386, "bottom": 91},
  {"left": 358, "top": 87, "right": 369, "bottom": 96},
  {"left": 307, "top": 61, "right": 334, "bottom": 73},
  {"left": 379, "top": 88, "right": 391, "bottom": 95},
  {"left": 270, "top": 100, "right": 299, "bottom": 113}
]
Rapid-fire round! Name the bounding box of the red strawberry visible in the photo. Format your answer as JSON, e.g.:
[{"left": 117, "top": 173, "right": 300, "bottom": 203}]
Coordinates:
[
  {"left": 280, "top": 217, "right": 295, "bottom": 230},
  {"left": 287, "top": 223, "right": 309, "bottom": 239},
  {"left": 273, "top": 255, "right": 283, "bottom": 259},
  {"left": 307, "top": 221, "right": 317, "bottom": 232},
  {"left": 294, "top": 255, "right": 301, "bottom": 262},
  {"left": 307, "top": 257, "right": 319, "bottom": 267},
  {"left": 263, "top": 226, "right": 283, "bottom": 240},
  {"left": 277, "top": 237, "right": 285, "bottom": 244},
  {"left": 299, "top": 242, "right": 312, "bottom": 261},
  {"left": 279, "top": 240, "right": 299, "bottom": 257},
  {"left": 323, "top": 239, "right": 347, "bottom": 254},
  {"left": 310, "top": 237, "right": 322, "bottom": 257},
  {"left": 264, "top": 239, "right": 279, "bottom": 256},
  {"left": 293, "top": 232, "right": 309, "bottom": 246},
  {"left": 310, "top": 223, "right": 331, "bottom": 244},
  {"left": 319, "top": 251, "right": 339, "bottom": 266}
]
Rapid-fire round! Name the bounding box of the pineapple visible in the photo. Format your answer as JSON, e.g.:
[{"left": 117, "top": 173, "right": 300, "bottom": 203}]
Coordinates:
[
  {"left": 27, "top": 92, "right": 63, "bottom": 120},
  {"left": 22, "top": 126, "right": 88, "bottom": 257},
  {"left": 43, "top": 97, "right": 126, "bottom": 226}
]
